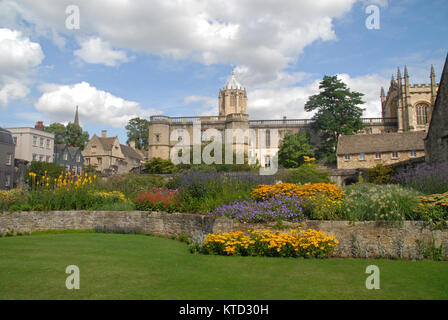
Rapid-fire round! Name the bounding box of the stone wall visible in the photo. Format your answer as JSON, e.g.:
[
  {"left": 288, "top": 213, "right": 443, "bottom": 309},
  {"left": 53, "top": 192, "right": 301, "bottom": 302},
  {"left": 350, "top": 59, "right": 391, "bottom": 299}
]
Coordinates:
[{"left": 1, "top": 211, "right": 447, "bottom": 259}]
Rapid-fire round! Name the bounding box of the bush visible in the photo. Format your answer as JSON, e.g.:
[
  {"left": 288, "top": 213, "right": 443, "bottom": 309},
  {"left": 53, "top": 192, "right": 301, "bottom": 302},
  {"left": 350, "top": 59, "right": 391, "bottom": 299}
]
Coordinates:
[
  {"left": 0, "top": 189, "right": 26, "bottom": 211},
  {"left": 287, "top": 163, "right": 330, "bottom": 184},
  {"left": 251, "top": 182, "right": 345, "bottom": 202},
  {"left": 201, "top": 229, "right": 338, "bottom": 258},
  {"left": 134, "top": 188, "right": 180, "bottom": 212},
  {"left": 393, "top": 162, "right": 448, "bottom": 194},
  {"left": 27, "top": 161, "right": 65, "bottom": 180},
  {"left": 365, "top": 164, "right": 395, "bottom": 185},
  {"left": 144, "top": 158, "right": 177, "bottom": 174},
  {"left": 341, "top": 183, "right": 420, "bottom": 221},
  {"left": 94, "top": 174, "right": 166, "bottom": 197}
]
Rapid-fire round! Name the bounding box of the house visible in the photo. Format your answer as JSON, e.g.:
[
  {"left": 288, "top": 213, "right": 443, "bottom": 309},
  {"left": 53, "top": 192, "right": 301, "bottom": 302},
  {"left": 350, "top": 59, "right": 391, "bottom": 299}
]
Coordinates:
[
  {"left": 425, "top": 54, "right": 448, "bottom": 164},
  {"left": 7, "top": 121, "right": 55, "bottom": 163},
  {"left": 336, "top": 131, "right": 426, "bottom": 170},
  {"left": 82, "top": 130, "right": 144, "bottom": 174},
  {"left": 0, "top": 128, "right": 15, "bottom": 190},
  {"left": 54, "top": 144, "right": 84, "bottom": 174}
]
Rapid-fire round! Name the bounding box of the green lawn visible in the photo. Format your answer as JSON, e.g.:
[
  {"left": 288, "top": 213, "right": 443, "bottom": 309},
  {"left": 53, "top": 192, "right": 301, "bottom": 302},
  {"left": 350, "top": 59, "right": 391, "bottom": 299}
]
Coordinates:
[{"left": 0, "top": 232, "right": 447, "bottom": 299}]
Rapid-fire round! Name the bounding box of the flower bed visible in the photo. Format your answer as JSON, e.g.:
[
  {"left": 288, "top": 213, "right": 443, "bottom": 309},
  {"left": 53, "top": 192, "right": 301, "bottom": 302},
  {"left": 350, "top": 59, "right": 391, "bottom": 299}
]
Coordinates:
[
  {"left": 200, "top": 228, "right": 338, "bottom": 258},
  {"left": 209, "top": 194, "right": 305, "bottom": 223},
  {"left": 251, "top": 182, "right": 345, "bottom": 202}
]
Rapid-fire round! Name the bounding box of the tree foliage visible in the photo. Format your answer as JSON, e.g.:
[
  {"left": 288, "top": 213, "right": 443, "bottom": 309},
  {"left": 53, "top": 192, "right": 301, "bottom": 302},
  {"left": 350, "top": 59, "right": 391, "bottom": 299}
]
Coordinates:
[
  {"left": 125, "top": 117, "right": 149, "bottom": 150},
  {"left": 305, "top": 75, "right": 365, "bottom": 163},
  {"left": 45, "top": 122, "right": 89, "bottom": 149},
  {"left": 278, "top": 132, "right": 313, "bottom": 168}
]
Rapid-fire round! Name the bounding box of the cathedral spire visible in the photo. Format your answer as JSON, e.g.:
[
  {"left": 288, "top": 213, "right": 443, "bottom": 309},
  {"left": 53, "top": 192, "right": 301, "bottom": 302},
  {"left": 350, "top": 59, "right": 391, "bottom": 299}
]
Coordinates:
[{"left": 74, "top": 105, "right": 80, "bottom": 127}]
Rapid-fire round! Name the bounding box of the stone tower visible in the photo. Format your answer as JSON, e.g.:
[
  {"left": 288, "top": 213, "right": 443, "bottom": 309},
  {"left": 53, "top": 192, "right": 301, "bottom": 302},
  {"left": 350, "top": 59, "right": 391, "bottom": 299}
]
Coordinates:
[
  {"left": 381, "top": 65, "right": 439, "bottom": 133},
  {"left": 219, "top": 70, "right": 248, "bottom": 117}
]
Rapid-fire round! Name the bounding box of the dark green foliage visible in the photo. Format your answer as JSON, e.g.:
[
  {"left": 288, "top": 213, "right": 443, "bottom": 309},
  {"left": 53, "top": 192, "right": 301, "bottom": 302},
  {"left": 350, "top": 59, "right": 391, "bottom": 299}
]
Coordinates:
[
  {"left": 305, "top": 75, "right": 365, "bottom": 164},
  {"left": 287, "top": 164, "right": 330, "bottom": 184},
  {"left": 125, "top": 117, "right": 149, "bottom": 151},
  {"left": 278, "top": 132, "right": 313, "bottom": 168},
  {"left": 365, "top": 164, "right": 395, "bottom": 184},
  {"left": 45, "top": 122, "right": 89, "bottom": 149},
  {"left": 144, "top": 157, "right": 177, "bottom": 174}
]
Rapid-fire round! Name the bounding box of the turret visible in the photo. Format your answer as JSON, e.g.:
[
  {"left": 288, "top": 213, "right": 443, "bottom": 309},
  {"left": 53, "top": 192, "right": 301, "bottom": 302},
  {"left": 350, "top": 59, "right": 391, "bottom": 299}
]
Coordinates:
[{"left": 219, "top": 70, "right": 247, "bottom": 117}]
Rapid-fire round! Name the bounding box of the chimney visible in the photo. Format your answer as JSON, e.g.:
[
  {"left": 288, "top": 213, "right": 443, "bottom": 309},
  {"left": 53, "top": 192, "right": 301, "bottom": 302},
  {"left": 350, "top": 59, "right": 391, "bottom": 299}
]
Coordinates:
[
  {"left": 130, "top": 140, "right": 136, "bottom": 149},
  {"left": 101, "top": 130, "right": 107, "bottom": 138},
  {"left": 35, "top": 121, "right": 44, "bottom": 131}
]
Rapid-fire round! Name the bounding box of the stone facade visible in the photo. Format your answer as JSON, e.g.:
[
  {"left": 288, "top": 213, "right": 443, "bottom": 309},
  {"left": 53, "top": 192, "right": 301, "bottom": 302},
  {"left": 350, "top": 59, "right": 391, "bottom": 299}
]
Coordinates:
[
  {"left": 425, "top": 54, "right": 448, "bottom": 164},
  {"left": 82, "top": 130, "right": 144, "bottom": 174},
  {"left": 0, "top": 128, "right": 15, "bottom": 190},
  {"left": 1, "top": 210, "right": 447, "bottom": 259},
  {"left": 7, "top": 123, "right": 55, "bottom": 163},
  {"left": 336, "top": 131, "right": 426, "bottom": 170},
  {"left": 54, "top": 144, "right": 84, "bottom": 174}
]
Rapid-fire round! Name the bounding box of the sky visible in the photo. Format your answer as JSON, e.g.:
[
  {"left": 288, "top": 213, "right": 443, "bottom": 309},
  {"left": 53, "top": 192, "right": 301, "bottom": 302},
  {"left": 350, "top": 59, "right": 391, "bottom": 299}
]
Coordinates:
[{"left": 0, "top": 0, "right": 447, "bottom": 144}]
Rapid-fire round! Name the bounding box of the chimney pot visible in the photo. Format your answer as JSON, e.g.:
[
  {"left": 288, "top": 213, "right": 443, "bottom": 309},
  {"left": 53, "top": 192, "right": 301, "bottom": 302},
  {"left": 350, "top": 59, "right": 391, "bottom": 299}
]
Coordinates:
[{"left": 130, "top": 140, "right": 136, "bottom": 149}]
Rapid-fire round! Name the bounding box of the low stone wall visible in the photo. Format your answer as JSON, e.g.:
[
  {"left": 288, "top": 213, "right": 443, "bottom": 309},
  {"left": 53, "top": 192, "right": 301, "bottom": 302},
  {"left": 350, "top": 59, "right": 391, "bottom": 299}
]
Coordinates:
[{"left": 1, "top": 211, "right": 447, "bottom": 259}]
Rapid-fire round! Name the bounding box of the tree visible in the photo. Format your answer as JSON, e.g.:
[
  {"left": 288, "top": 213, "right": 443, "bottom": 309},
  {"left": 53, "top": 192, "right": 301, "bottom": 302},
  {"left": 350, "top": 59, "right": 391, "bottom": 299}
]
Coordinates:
[
  {"left": 304, "top": 75, "right": 365, "bottom": 164},
  {"left": 45, "top": 122, "right": 89, "bottom": 150},
  {"left": 125, "top": 117, "right": 149, "bottom": 150},
  {"left": 45, "top": 123, "right": 67, "bottom": 145},
  {"left": 278, "top": 132, "right": 313, "bottom": 168},
  {"left": 66, "top": 122, "right": 89, "bottom": 149}
]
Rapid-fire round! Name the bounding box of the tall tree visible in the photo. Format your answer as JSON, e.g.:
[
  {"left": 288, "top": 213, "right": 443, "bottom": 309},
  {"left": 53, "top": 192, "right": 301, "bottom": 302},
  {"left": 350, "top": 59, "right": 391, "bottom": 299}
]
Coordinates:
[
  {"left": 278, "top": 132, "right": 313, "bottom": 168},
  {"left": 125, "top": 117, "right": 149, "bottom": 150},
  {"left": 45, "top": 123, "right": 67, "bottom": 145},
  {"left": 66, "top": 122, "right": 90, "bottom": 149},
  {"left": 45, "top": 122, "right": 89, "bottom": 149},
  {"left": 304, "top": 75, "right": 365, "bottom": 163}
]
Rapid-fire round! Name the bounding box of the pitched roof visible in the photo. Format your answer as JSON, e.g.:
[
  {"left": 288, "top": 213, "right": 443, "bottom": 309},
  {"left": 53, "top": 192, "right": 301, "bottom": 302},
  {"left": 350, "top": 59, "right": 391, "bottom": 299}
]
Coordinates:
[
  {"left": 337, "top": 131, "right": 426, "bottom": 155},
  {"left": 97, "top": 137, "right": 118, "bottom": 151},
  {"left": 120, "top": 144, "right": 143, "bottom": 161}
]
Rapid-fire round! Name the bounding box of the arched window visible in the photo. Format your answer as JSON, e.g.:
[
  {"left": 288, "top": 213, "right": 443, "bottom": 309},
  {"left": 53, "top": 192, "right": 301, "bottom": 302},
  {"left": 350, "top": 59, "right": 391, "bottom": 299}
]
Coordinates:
[{"left": 416, "top": 104, "right": 429, "bottom": 125}]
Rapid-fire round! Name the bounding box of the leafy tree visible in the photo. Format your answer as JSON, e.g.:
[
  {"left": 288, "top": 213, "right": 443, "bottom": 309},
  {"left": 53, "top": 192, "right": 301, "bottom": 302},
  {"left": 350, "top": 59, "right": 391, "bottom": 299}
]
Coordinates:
[
  {"left": 45, "top": 122, "right": 89, "bottom": 150},
  {"left": 278, "top": 132, "right": 313, "bottom": 168},
  {"left": 305, "top": 75, "right": 365, "bottom": 164},
  {"left": 125, "top": 117, "right": 149, "bottom": 150},
  {"left": 144, "top": 157, "right": 177, "bottom": 174},
  {"left": 45, "top": 123, "right": 67, "bottom": 145},
  {"left": 66, "top": 122, "right": 90, "bottom": 150}
]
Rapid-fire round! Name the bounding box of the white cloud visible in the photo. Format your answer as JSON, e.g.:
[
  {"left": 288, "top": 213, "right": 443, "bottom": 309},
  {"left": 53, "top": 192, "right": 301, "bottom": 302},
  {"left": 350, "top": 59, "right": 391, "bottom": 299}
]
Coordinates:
[
  {"left": 35, "top": 81, "right": 161, "bottom": 127},
  {"left": 8, "top": 0, "right": 357, "bottom": 84},
  {"left": 0, "top": 28, "right": 44, "bottom": 108},
  {"left": 74, "top": 37, "right": 130, "bottom": 66}
]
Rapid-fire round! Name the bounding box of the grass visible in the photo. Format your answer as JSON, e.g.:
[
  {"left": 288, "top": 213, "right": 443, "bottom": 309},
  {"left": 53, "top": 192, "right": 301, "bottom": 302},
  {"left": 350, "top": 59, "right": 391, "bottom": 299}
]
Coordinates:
[{"left": 0, "top": 233, "right": 447, "bottom": 299}]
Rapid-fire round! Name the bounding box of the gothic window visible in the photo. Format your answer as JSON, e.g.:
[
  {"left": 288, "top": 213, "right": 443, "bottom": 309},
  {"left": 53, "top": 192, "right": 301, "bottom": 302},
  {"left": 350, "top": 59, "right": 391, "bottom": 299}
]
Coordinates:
[
  {"left": 230, "top": 94, "right": 236, "bottom": 107},
  {"left": 416, "top": 104, "right": 429, "bottom": 125}
]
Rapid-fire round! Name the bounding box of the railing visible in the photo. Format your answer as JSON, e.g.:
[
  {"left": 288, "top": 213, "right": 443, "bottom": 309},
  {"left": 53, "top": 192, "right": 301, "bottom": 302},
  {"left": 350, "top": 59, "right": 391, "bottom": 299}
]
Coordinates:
[{"left": 151, "top": 115, "right": 398, "bottom": 126}]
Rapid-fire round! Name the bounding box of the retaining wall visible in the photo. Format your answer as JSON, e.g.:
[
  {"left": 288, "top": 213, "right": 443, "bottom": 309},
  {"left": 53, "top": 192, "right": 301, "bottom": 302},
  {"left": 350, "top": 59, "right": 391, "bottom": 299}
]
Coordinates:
[{"left": 1, "top": 211, "right": 447, "bottom": 259}]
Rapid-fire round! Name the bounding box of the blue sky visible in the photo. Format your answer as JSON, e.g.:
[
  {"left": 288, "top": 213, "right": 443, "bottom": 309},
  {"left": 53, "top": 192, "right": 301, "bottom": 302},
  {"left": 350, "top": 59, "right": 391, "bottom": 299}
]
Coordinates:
[{"left": 0, "top": 0, "right": 446, "bottom": 144}]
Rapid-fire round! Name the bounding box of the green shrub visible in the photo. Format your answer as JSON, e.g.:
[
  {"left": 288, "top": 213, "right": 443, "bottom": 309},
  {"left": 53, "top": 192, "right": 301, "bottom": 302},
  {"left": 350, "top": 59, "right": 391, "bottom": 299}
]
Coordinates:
[
  {"left": 27, "top": 161, "right": 65, "bottom": 180},
  {"left": 144, "top": 157, "right": 177, "bottom": 174},
  {"left": 341, "top": 183, "right": 420, "bottom": 221},
  {"left": 287, "top": 163, "right": 330, "bottom": 184},
  {"left": 365, "top": 164, "right": 395, "bottom": 185}
]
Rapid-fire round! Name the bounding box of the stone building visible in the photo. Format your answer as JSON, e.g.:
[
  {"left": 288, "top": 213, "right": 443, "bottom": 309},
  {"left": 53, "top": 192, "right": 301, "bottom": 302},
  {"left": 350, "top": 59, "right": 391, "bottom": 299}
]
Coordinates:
[
  {"left": 336, "top": 131, "right": 426, "bottom": 170},
  {"left": 425, "top": 54, "right": 448, "bottom": 164},
  {"left": 148, "top": 71, "right": 399, "bottom": 167},
  {"left": 380, "top": 66, "right": 438, "bottom": 133},
  {"left": 0, "top": 128, "right": 15, "bottom": 190},
  {"left": 82, "top": 130, "right": 144, "bottom": 174},
  {"left": 54, "top": 144, "right": 84, "bottom": 174},
  {"left": 7, "top": 122, "right": 55, "bottom": 163}
]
